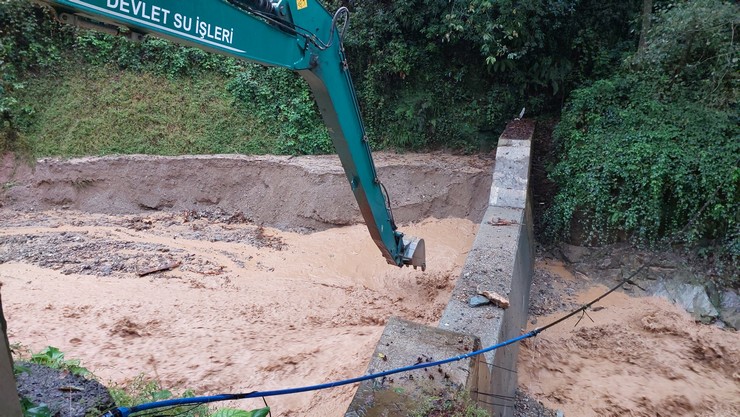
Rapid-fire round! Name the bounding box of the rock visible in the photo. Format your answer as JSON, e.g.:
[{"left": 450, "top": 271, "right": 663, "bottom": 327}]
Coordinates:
[
  {"left": 651, "top": 281, "right": 719, "bottom": 323},
  {"left": 652, "top": 256, "right": 680, "bottom": 269},
  {"left": 719, "top": 290, "right": 740, "bottom": 330},
  {"left": 646, "top": 267, "right": 673, "bottom": 280},
  {"left": 469, "top": 295, "right": 491, "bottom": 307},
  {"left": 598, "top": 256, "right": 616, "bottom": 270},
  {"left": 560, "top": 243, "right": 591, "bottom": 263},
  {"left": 672, "top": 269, "right": 697, "bottom": 283},
  {"left": 15, "top": 362, "right": 115, "bottom": 417},
  {"left": 704, "top": 280, "right": 722, "bottom": 309},
  {"left": 599, "top": 268, "right": 622, "bottom": 281},
  {"left": 556, "top": 410, "right": 565, "bottom": 417}
]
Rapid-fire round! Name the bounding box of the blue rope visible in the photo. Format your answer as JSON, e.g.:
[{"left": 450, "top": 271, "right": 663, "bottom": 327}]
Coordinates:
[{"left": 104, "top": 330, "right": 537, "bottom": 417}]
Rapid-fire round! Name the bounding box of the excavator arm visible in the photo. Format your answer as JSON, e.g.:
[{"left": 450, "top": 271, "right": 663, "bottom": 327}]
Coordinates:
[{"left": 33, "top": 0, "right": 426, "bottom": 270}]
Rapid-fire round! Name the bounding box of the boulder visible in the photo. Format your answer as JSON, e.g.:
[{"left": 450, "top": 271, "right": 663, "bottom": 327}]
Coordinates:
[
  {"left": 560, "top": 243, "right": 591, "bottom": 264},
  {"left": 650, "top": 281, "right": 719, "bottom": 323},
  {"left": 719, "top": 290, "right": 740, "bottom": 330}
]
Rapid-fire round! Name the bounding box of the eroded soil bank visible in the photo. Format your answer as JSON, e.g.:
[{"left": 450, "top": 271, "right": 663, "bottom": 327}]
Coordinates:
[
  {"left": 0, "top": 153, "right": 493, "bottom": 230},
  {"left": 519, "top": 258, "right": 740, "bottom": 417}
]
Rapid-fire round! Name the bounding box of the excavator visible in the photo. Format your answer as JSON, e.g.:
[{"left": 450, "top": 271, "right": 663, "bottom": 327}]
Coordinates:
[{"left": 32, "top": 0, "right": 426, "bottom": 271}]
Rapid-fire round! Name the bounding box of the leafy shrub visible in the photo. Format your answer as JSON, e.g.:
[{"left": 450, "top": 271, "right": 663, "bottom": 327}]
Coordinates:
[
  {"left": 548, "top": 0, "right": 739, "bottom": 271},
  {"left": 73, "top": 31, "right": 243, "bottom": 78},
  {"left": 110, "top": 374, "right": 269, "bottom": 417},
  {"left": 442, "top": 0, "right": 641, "bottom": 95},
  {"left": 0, "top": 0, "right": 66, "bottom": 153},
  {"left": 227, "top": 66, "right": 331, "bottom": 155},
  {"left": 632, "top": 0, "right": 738, "bottom": 107},
  {"left": 20, "top": 397, "right": 52, "bottom": 417},
  {"left": 109, "top": 375, "right": 210, "bottom": 417},
  {"left": 330, "top": 0, "right": 523, "bottom": 151},
  {"left": 28, "top": 346, "right": 91, "bottom": 376},
  {"left": 211, "top": 408, "right": 270, "bottom": 417}
]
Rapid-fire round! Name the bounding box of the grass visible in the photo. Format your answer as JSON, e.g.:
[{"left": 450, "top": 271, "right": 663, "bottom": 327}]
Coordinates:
[
  {"left": 14, "top": 63, "right": 280, "bottom": 157},
  {"left": 108, "top": 374, "right": 211, "bottom": 417},
  {"left": 411, "top": 390, "right": 490, "bottom": 417}
]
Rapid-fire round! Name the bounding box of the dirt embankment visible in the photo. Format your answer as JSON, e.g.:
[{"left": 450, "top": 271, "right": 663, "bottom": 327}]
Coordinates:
[{"left": 0, "top": 153, "right": 493, "bottom": 230}]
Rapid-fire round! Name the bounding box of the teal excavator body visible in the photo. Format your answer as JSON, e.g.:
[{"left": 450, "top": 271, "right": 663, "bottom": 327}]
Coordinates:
[{"left": 34, "top": 0, "right": 426, "bottom": 271}]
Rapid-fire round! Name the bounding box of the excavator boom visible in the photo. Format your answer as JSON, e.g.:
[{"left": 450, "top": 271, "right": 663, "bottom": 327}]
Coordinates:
[{"left": 33, "top": 0, "right": 426, "bottom": 270}]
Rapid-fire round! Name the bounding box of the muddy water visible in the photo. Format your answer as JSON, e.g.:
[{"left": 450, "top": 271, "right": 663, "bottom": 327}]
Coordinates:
[
  {"left": 1, "top": 210, "right": 477, "bottom": 416},
  {"left": 519, "top": 282, "right": 740, "bottom": 417}
]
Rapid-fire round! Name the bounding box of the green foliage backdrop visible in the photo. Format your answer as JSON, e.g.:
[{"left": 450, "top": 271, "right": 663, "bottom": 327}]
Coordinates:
[
  {"left": 548, "top": 0, "right": 738, "bottom": 273},
  {"left": 1, "top": 0, "right": 643, "bottom": 154}
]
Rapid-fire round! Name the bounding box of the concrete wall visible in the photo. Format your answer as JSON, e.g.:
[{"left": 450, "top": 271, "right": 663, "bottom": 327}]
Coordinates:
[{"left": 346, "top": 120, "right": 535, "bottom": 417}]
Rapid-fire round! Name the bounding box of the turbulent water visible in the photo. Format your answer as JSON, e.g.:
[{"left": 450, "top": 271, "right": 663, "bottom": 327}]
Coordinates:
[{"left": 1, "top": 209, "right": 476, "bottom": 416}]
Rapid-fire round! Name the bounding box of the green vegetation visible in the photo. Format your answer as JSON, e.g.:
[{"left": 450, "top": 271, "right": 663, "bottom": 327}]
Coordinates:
[
  {"left": 411, "top": 389, "right": 489, "bottom": 417},
  {"left": 20, "top": 397, "right": 52, "bottom": 417},
  {"left": 108, "top": 374, "right": 267, "bottom": 417},
  {"left": 109, "top": 375, "right": 211, "bottom": 417},
  {"left": 547, "top": 0, "right": 739, "bottom": 276},
  {"left": 332, "top": 0, "right": 640, "bottom": 150},
  {"left": 1, "top": 0, "right": 642, "bottom": 155},
  {"left": 28, "top": 345, "right": 91, "bottom": 376},
  {"left": 16, "top": 66, "right": 279, "bottom": 156},
  {"left": 211, "top": 409, "right": 270, "bottom": 417}
]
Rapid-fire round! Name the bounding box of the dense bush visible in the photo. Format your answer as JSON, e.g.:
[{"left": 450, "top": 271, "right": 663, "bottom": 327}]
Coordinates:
[
  {"left": 327, "top": 0, "right": 516, "bottom": 150},
  {"left": 442, "top": 0, "right": 640, "bottom": 94},
  {"left": 73, "top": 32, "right": 243, "bottom": 78},
  {"left": 548, "top": 0, "right": 739, "bottom": 270},
  {"left": 227, "top": 66, "right": 331, "bottom": 155},
  {"left": 0, "top": 0, "right": 65, "bottom": 153},
  {"left": 332, "top": 0, "right": 641, "bottom": 150}
]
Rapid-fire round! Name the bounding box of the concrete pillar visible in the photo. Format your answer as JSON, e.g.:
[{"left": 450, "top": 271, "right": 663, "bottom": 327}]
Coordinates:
[{"left": 0, "top": 287, "right": 23, "bottom": 417}]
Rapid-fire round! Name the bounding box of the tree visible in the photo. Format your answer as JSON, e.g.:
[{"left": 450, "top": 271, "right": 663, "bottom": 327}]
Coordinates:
[{"left": 638, "top": 0, "right": 653, "bottom": 53}]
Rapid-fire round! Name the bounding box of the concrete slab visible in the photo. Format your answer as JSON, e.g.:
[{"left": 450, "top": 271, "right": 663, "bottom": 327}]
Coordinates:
[{"left": 345, "top": 317, "right": 481, "bottom": 417}]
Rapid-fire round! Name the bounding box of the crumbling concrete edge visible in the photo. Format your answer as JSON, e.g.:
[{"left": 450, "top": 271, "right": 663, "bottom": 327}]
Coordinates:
[{"left": 345, "top": 120, "right": 535, "bottom": 417}]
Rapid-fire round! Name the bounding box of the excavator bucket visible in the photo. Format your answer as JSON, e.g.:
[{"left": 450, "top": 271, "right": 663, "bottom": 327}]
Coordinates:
[{"left": 402, "top": 237, "right": 426, "bottom": 271}]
